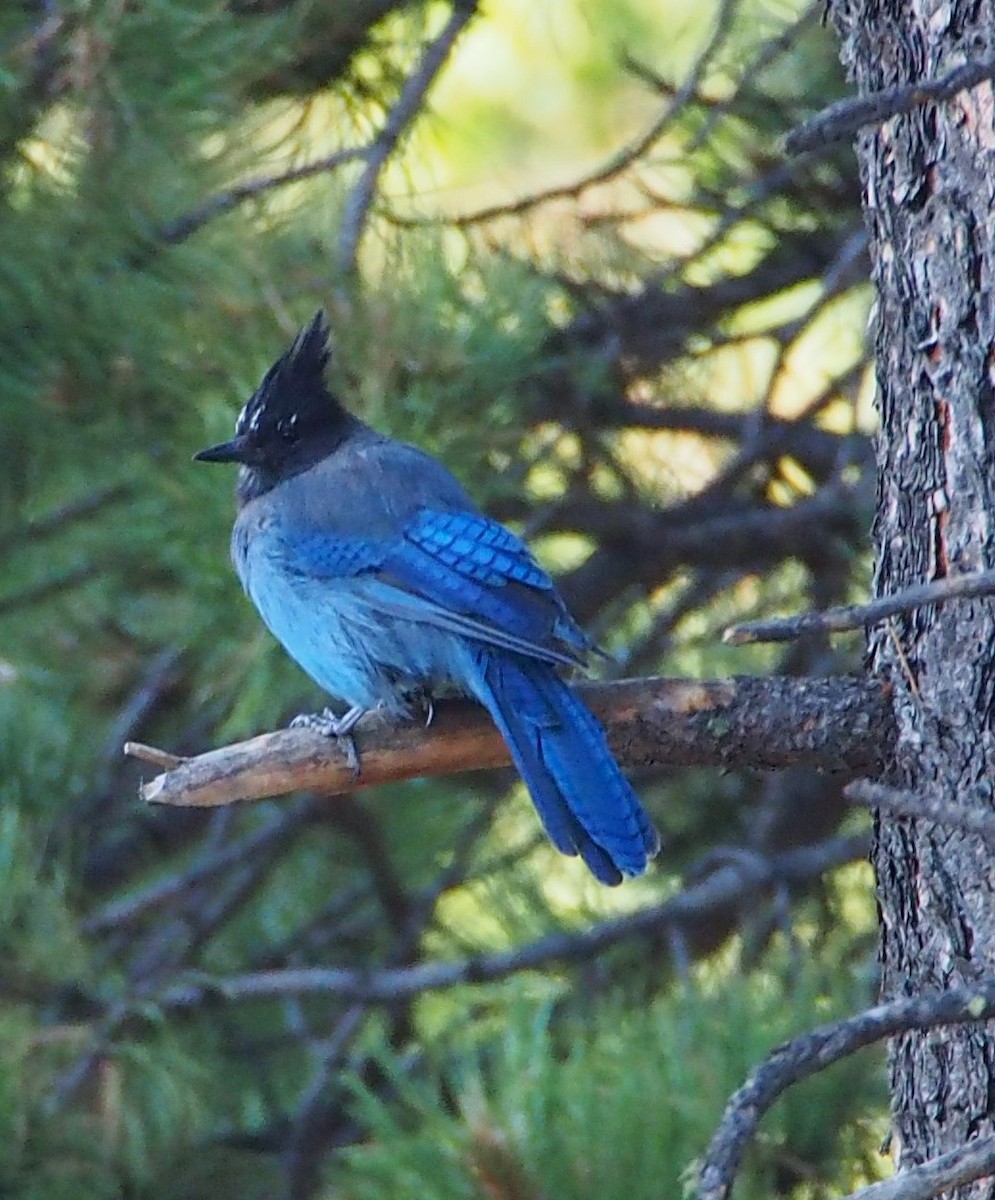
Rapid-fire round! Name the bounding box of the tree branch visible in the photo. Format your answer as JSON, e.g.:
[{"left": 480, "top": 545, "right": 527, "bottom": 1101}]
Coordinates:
[
  {"left": 842, "top": 1137, "right": 995, "bottom": 1200},
  {"left": 845, "top": 779, "right": 995, "bottom": 847},
  {"left": 154, "top": 832, "right": 866, "bottom": 1010},
  {"left": 785, "top": 56, "right": 995, "bottom": 154},
  {"left": 697, "top": 980, "right": 995, "bottom": 1200},
  {"left": 336, "top": 0, "right": 478, "bottom": 274},
  {"left": 156, "top": 147, "right": 366, "bottom": 247},
  {"left": 0, "top": 482, "right": 131, "bottom": 556},
  {"left": 725, "top": 568, "right": 995, "bottom": 645},
  {"left": 126, "top": 675, "right": 895, "bottom": 809},
  {"left": 388, "top": 0, "right": 738, "bottom": 228}
]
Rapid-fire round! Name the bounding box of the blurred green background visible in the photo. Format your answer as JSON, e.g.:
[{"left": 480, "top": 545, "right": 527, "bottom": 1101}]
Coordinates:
[{"left": 0, "top": 1, "right": 883, "bottom": 1196}]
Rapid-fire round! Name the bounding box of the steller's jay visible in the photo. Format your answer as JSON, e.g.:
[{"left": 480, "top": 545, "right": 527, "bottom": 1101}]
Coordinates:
[{"left": 195, "top": 312, "right": 659, "bottom": 884}]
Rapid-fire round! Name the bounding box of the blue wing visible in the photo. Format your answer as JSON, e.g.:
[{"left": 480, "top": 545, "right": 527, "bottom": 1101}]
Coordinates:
[
  {"left": 243, "top": 505, "right": 659, "bottom": 881},
  {"left": 272, "top": 508, "right": 591, "bottom": 667}
]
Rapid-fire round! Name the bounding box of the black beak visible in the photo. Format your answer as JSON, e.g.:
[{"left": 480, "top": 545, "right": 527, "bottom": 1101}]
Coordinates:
[{"left": 193, "top": 435, "right": 252, "bottom": 464}]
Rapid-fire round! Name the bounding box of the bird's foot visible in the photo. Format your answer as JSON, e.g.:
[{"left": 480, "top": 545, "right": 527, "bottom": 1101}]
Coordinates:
[
  {"left": 290, "top": 704, "right": 366, "bottom": 776},
  {"left": 403, "top": 685, "right": 436, "bottom": 728}
]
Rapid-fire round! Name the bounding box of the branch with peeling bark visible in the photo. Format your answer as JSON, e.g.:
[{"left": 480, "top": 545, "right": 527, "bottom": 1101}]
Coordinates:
[{"left": 124, "top": 674, "right": 895, "bottom": 809}]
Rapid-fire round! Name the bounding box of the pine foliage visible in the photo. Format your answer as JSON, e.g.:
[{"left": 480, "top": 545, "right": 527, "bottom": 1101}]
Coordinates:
[{"left": 0, "top": 0, "right": 882, "bottom": 1196}]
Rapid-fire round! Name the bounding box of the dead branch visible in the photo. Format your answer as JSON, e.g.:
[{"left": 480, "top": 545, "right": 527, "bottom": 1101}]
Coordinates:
[
  {"left": 126, "top": 674, "right": 895, "bottom": 809},
  {"left": 696, "top": 980, "right": 995, "bottom": 1200},
  {"left": 154, "top": 832, "right": 866, "bottom": 1010},
  {"left": 724, "top": 568, "right": 995, "bottom": 645},
  {"left": 157, "top": 147, "right": 366, "bottom": 247},
  {"left": 785, "top": 55, "right": 995, "bottom": 154},
  {"left": 845, "top": 778, "right": 995, "bottom": 846},
  {"left": 336, "top": 1, "right": 478, "bottom": 273},
  {"left": 841, "top": 1136, "right": 995, "bottom": 1200}
]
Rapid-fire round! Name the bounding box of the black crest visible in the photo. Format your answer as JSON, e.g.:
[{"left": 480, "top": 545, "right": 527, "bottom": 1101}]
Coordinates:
[
  {"left": 235, "top": 310, "right": 336, "bottom": 446},
  {"left": 195, "top": 311, "right": 358, "bottom": 494}
]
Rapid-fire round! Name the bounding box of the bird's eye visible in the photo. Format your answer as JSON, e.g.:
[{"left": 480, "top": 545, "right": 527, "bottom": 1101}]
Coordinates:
[{"left": 276, "top": 414, "right": 299, "bottom": 442}]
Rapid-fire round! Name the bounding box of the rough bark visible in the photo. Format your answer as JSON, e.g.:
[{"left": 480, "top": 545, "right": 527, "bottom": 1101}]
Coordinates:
[
  {"left": 830, "top": 0, "right": 995, "bottom": 1181},
  {"left": 130, "top": 674, "right": 893, "bottom": 808}
]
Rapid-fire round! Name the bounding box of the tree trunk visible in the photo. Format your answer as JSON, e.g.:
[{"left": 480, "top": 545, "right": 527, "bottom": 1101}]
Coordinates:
[{"left": 830, "top": 0, "right": 995, "bottom": 1180}]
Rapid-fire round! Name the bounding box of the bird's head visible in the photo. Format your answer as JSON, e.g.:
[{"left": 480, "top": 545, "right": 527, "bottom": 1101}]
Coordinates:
[{"left": 195, "top": 311, "right": 356, "bottom": 492}]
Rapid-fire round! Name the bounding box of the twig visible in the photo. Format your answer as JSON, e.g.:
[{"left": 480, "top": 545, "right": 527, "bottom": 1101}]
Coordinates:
[
  {"left": 280, "top": 803, "right": 492, "bottom": 1196},
  {"left": 6, "top": 9, "right": 64, "bottom": 63},
  {"left": 841, "top": 1136, "right": 995, "bottom": 1200},
  {"left": 0, "top": 483, "right": 130, "bottom": 556},
  {"left": 886, "top": 618, "right": 921, "bottom": 700},
  {"left": 723, "top": 568, "right": 995, "bottom": 645},
  {"left": 83, "top": 800, "right": 314, "bottom": 935},
  {"left": 57, "top": 807, "right": 317, "bottom": 1101},
  {"left": 123, "top": 741, "right": 186, "bottom": 770},
  {"left": 46, "top": 1000, "right": 132, "bottom": 1115},
  {"left": 125, "top": 813, "right": 308, "bottom": 984},
  {"left": 155, "top": 833, "right": 865, "bottom": 1009},
  {"left": 156, "top": 147, "right": 366, "bottom": 247},
  {"left": 125, "top": 675, "right": 895, "bottom": 808},
  {"left": 387, "top": 0, "right": 738, "bottom": 229},
  {"left": 785, "top": 56, "right": 995, "bottom": 154},
  {"left": 249, "top": 800, "right": 497, "bottom": 972},
  {"left": 336, "top": 1, "right": 478, "bottom": 274},
  {"left": 91, "top": 648, "right": 183, "bottom": 786},
  {"left": 0, "top": 563, "right": 99, "bottom": 616},
  {"left": 846, "top": 779, "right": 995, "bottom": 847},
  {"left": 284, "top": 1004, "right": 368, "bottom": 1199},
  {"left": 72, "top": 648, "right": 186, "bottom": 833},
  {"left": 696, "top": 268, "right": 867, "bottom": 505},
  {"left": 684, "top": 0, "right": 824, "bottom": 154},
  {"left": 696, "top": 979, "right": 995, "bottom": 1200}
]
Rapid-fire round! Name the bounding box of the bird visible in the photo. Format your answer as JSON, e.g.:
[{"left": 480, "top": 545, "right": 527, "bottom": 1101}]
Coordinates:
[{"left": 195, "top": 312, "right": 659, "bottom": 884}]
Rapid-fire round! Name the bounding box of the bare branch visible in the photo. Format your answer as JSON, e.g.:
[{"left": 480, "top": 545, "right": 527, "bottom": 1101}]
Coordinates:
[
  {"left": 724, "top": 568, "right": 995, "bottom": 645},
  {"left": 123, "top": 742, "right": 186, "bottom": 770},
  {"left": 388, "top": 0, "right": 738, "bottom": 228},
  {"left": 156, "top": 146, "right": 367, "bottom": 247},
  {"left": 785, "top": 56, "right": 995, "bottom": 154},
  {"left": 83, "top": 802, "right": 315, "bottom": 936},
  {"left": 846, "top": 779, "right": 995, "bottom": 847},
  {"left": 126, "top": 675, "right": 895, "bottom": 809},
  {"left": 0, "top": 563, "right": 99, "bottom": 616},
  {"left": 336, "top": 1, "right": 478, "bottom": 273},
  {"left": 842, "top": 1136, "right": 995, "bottom": 1200},
  {"left": 0, "top": 482, "right": 130, "bottom": 556},
  {"left": 155, "top": 833, "right": 866, "bottom": 1010},
  {"left": 684, "top": 0, "right": 824, "bottom": 154},
  {"left": 697, "top": 980, "right": 995, "bottom": 1200}
]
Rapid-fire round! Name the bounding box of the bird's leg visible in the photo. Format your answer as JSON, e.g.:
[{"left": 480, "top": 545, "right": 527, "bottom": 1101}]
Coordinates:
[{"left": 290, "top": 704, "right": 366, "bottom": 775}]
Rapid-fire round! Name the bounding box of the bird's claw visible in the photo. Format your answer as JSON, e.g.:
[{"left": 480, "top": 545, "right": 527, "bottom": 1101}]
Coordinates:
[
  {"left": 290, "top": 705, "right": 364, "bottom": 777},
  {"left": 403, "top": 685, "right": 435, "bottom": 728}
]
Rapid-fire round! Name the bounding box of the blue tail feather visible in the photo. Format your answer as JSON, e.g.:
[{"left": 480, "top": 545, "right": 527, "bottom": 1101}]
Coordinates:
[{"left": 467, "top": 650, "right": 659, "bottom": 884}]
